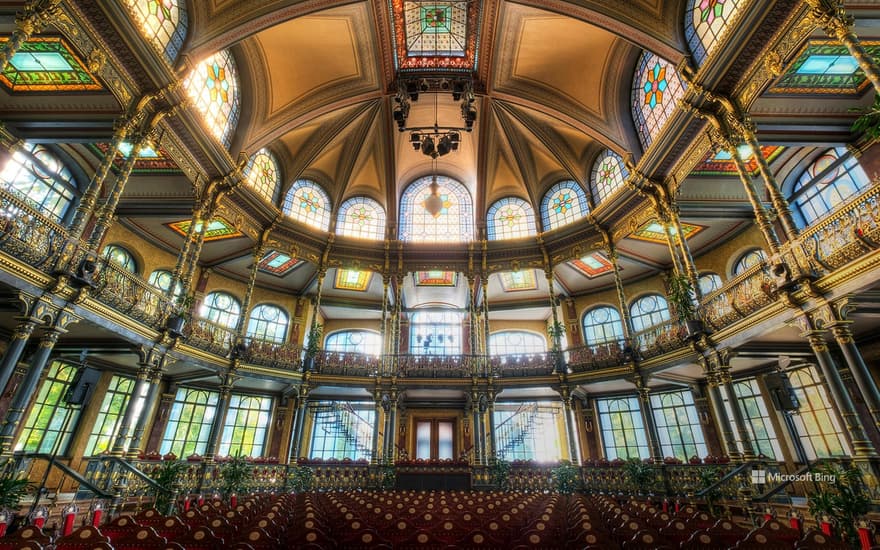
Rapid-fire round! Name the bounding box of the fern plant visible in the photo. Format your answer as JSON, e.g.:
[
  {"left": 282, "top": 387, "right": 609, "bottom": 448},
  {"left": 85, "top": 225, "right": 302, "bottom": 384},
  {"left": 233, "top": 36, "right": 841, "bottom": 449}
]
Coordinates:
[
  {"left": 219, "top": 455, "right": 251, "bottom": 498},
  {"left": 151, "top": 459, "right": 187, "bottom": 514}
]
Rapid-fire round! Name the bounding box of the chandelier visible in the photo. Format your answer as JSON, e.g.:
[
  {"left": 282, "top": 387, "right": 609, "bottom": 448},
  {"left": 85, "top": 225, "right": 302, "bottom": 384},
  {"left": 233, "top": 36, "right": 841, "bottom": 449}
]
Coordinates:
[{"left": 393, "top": 76, "right": 476, "bottom": 159}]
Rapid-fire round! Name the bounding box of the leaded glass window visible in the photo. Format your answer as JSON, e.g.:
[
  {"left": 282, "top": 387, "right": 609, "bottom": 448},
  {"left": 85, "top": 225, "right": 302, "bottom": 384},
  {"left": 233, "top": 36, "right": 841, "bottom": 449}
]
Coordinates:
[
  {"left": 308, "top": 402, "right": 375, "bottom": 461},
  {"left": 325, "top": 330, "right": 382, "bottom": 355},
  {"left": 632, "top": 51, "right": 686, "bottom": 149},
  {"left": 85, "top": 375, "right": 136, "bottom": 456},
  {"left": 245, "top": 304, "right": 289, "bottom": 344},
  {"left": 630, "top": 294, "right": 670, "bottom": 332},
  {"left": 244, "top": 149, "right": 280, "bottom": 204},
  {"left": 283, "top": 179, "right": 331, "bottom": 231},
  {"left": 733, "top": 248, "right": 767, "bottom": 276},
  {"left": 650, "top": 390, "right": 707, "bottom": 460},
  {"left": 698, "top": 272, "right": 723, "bottom": 295},
  {"left": 125, "top": 0, "right": 188, "bottom": 62},
  {"left": 399, "top": 175, "right": 473, "bottom": 242},
  {"left": 684, "top": 0, "right": 744, "bottom": 66},
  {"left": 721, "top": 377, "right": 783, "bottom": 459},
  {"left": 540, "top": 181, "right": 588, "bottom": 231},
  {"left": 219, "top": 395, "right": 272, "bottom": 457},
  {"left": 200, "top": 291, "right": 241, "bottom": 329},
  {"left": 336, "top": 196, "right": 386, "bottom": 240},
  {"left": 789, "top": 367, "right": 849, "bottom": 459},
  {"left": 487, "top": 197, "right": 537, "bottom": 240},
  {"left": 183, "top": 50, "right": 240, "bottom": 146},
  {"left": 15, "top": 361, "right": 81, "bottom": 454},
  {"left": 792, "top": 147, "right": 869, "bottom": 226},
  {"left": 410, "top": 310, "right": 462, "bottom": 355},
  {"left": 597, "top": 396, "right": 650, "bottom": 460},
  {"left": 0, "top": 142, "right": 76, "bottom": 222},
  {"left": 591, "top": 150, "right": 629, "bottom": 204},
  {"left": 582, "top": 306, "right": 625, "bottom": 347},
  {"left": 493, "top": 402, "right": 564, "bottom": 462},
  {"left": 148, "top": 269, "right": 182, "bottom": 297},
  {"left": 488, "top": 331, "right": 546, "bottom": 355},
  {"left": 102, "top": 244, "right": 137, "bottom": 273},
  {"left": 160, "top": 388, "right": 219, "bottom": 457}
]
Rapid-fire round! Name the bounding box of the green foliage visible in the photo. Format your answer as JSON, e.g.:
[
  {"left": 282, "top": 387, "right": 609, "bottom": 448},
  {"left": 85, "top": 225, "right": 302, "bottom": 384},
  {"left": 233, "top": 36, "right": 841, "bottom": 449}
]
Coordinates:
[
  {"left": 378, "top": 463, "right": 396, "bottom": 491},
  {"left": 151, "top": 460, "right": 187, "bottom": 514},
  {"left": 623, "top": 458, "right": 655, "bottom": 493},
  {"left": 666, "top": 272, "right": 696, "bottom": 322},
  {"left": 176, "top": 293, "right": 195, "bottom": 318},
  {"left": 219, "top": 455, "right": 251, "bottom": 498},
  {"left": 490, "top": 457, "right": 512, "bottom": 490},
  {"left": 851, "top": 94, "right": 880, "bottom": 141},
  {"left": 305, "top": 322, "right": 323, "bottom": 358},
  {"left": 0, "top": 463, "right": 31, "bottom": 509},
  {"left": 807, "top": 463, "right": 870, "bottom": 548},
  {"left": 551, "top": 460, "right": 582, "bottom": 495},
  {"left": 547, "top": 321, "right": 565, "bottom": 351},
  {"left": 697, "top": 466, "right": 721, "bottom": 515},
  {"left": 287, "top": 465, "right": 314, "bottom": 492}
]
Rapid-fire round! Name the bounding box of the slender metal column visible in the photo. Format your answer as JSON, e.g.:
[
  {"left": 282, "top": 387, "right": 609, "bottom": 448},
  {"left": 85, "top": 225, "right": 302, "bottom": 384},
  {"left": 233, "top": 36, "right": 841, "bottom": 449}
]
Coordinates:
[
  {"left": 0, "top": 317, "right": 40, "bottom": 396},
  {"left": 0, "top": 0, "right": 63, "bottom": 73},
  {"left": 706, "top": 374, "right": 740, "bottom": 459},
  {"left": 718, "top": 365, "right": 756, "bottom": 460},
  {"left": 109, "top": 356, "right": 152, "bottom": 456},
  {"left": 128, "top": 366, "right": 163, "bottom": 459},
  {"left": 635, "top": 382, "right": 662, "bottom": 462},
  {"left": 831, "top": 324, "right": 880, "bottom": 434},
  {"left": 806, "top": 0, "right": 880, "bottom": 96}
]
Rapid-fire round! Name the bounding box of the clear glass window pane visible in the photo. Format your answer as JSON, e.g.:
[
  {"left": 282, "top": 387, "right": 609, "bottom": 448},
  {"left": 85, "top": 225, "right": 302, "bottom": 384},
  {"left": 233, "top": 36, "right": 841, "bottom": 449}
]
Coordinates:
[
  {"left": 437, "top": 421, "right": 453, "bottom": 460},
  {"left": 416, "top": 421, "right": 432, "bottom": 459}
]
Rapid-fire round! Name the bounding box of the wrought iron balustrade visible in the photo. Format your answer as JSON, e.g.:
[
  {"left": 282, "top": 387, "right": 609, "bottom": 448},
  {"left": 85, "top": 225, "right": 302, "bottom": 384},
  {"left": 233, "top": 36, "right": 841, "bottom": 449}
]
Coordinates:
[
  {"left": 242, "top": 338, "right": 303, "bottom": 370},
  {"left": 565, "top": 340, "right": 629, "bottom": 372},
  {"left": 0, "top": 186, "right": 67, "bottom": 269},
  {"left": 91, "top": 255, "right": 173, "bottom": 327},
  {"left": 700, "top": 262, "right": 775, "bottom": 331},
  {"left": 632, "top": 319, "right": 688, "bottom": 359},
  {"left": 488, "top": 352, "right": 556, "bottom": 377},
  {"left": 801, "top": 182, "right": 880, "bottom": 272},
  {"left": 185, "top": 317, "right": 235, "bottom": 356}
]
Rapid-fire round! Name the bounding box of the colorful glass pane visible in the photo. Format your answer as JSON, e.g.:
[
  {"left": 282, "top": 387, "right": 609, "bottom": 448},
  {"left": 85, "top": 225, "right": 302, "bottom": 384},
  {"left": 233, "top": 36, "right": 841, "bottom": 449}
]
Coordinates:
[
  {"left": 769, "top": 41, "right": 880, "bottom": 95},
  {"left": 487, "top": 197, "right": 536, "bottom": 240},
  {"left": 257, "top": 250, "right": 303, "bottom": 276},
  {"left": 282, "top": 179, "right": 331, "bottom": 231},
  {"left": 0, "top": 37, "right": 101, "bottom": 92},
  {"left": 399, "top": 175, "right": 473, "bottom": 242},
  {"left": 415, "top": 271, "right": 457, "bottom": 286},
  {"left": 631, "top": 52, "right": 686, "bottom": 150},
  {"left": 337, "top": 196, "right": 386, "bottom": 240},
  {"left": 334, "top": 269, "right": 372, "bottom": 291},
  {"left": 244, "top": 149, "right": 280, "bottom": 204},
  {"left": 630, "top": 219, "right": 704, "bottom": 244},
  {"left": 0, "top": 141, "right": 76, "bottom": 222},
  {"left": 125, "top": 0, "right": 188, "bottom": 62},
  {"left": 391, "top": 0, "right": 479, "bottom": 70},
  {"left": 591, "top": 150, "right": 628, "bottom": 204},
  {"left": 167, "top": 217, "right": 243, "bottom": 241},
  {"left": 183, "top": 50, "right": 240, "bottom": 146},
  {"left": 540, "top": 181, "right": 588, "bottom": 231},
  {"left": 684, "top": 0, "right": 743, "bottom": 65},
  {"left": 793, "top": 147, "right": 869, "bottom": 226},
  {"left": 498, "top": 270, "right": 537, "bottom": 292},
  {"left": 568, "top": 252, "right": 613, "bottom": 278},
  {"left": 692, "top": 145, "right": 785, "bottom": 176}
]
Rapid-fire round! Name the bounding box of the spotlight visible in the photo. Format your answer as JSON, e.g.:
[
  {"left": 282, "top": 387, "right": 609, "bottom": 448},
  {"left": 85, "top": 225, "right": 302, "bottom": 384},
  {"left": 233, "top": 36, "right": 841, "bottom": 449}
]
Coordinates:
[
  {"left": 410, "top": 133, "right": 422, "bottom": 151},
  {"left": 419, "top": 78, "right": 430, "bottom": 92},
  {"left": 421, "top": 136, "right": 436, "bottom": 158},
  {"left": 393, "top": 103, "right": 408, "bottom": 130},
  {"left": 439, "top": 78, "right": 450, "bottom": 90},
  {"left": 449, "top": 132, "right": 460, "bottom": 151},
  {"left": 452, "top": 81, "right": 464, "bottom": 101},
  {"left": 437, "top": 135, "right": 452, "bottom": 157}
]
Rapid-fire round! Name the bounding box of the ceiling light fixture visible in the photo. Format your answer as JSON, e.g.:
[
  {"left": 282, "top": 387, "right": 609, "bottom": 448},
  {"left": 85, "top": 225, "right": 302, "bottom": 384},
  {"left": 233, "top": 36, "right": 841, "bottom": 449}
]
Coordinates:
[
  {"left": 424, "top": 157, "right": 444, "bottom": 218},
  {"left": 394, "top": 75, "right": 475, "bottom": 158}
]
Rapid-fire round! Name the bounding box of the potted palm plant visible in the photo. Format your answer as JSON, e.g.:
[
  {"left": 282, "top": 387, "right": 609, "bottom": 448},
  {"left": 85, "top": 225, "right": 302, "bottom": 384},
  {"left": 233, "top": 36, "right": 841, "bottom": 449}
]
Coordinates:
[
  {"left": 666, "top": 272, "right": 704, "bottom": 339},
  {"left": 303, "top": 322, "right": 323, "bottom": 371},
  {"left": 807, "top": 463, "right": 870, "bottom": 548},
  {"left": 166, "top": 293, "right": 194, "bottom": 338}
]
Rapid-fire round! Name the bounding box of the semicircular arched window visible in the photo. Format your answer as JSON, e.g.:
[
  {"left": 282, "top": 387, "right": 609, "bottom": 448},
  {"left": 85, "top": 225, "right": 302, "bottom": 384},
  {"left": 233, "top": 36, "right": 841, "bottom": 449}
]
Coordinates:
[
  {"left": 632, "top": 51, "right": 686, "bottom": 150},
  {"left": 399, "top": 175, "right": 473, "bottom": 242},
  {"left": 101, "top": 244, "right": 137, "bottom": 273},
  {"left": 732, "top": 248, "right": 767, "bottom": 276},
  {"left": 200, "top": 291, "right": 241, "bottom": 329},
  {"left": 487, "top": 197, "right": 537, "bottom": 240},
  {"left": 684, "top": 0, "right": 744, "bottom": 66},
  {"left": 148, "top": 269, "right": 183, "bottom": 297},
  {"left": 629, "top": 294, "right": 670, "bottom": 332},
  {"left": 582, "top": 306, "right": 625, "bottom": 347},
  {"left": 591, "top": 150, "right": 629, "bottom": 204},
  {"left": 488, "top": 331, "right": 546, "bottom": 355},
  {"left": 792, "top": 147, "right": 870, "bottom": 226},
  {"left": 0, "top": 141, "right": 76, "bottom": 222},
  {"left": 244, "top": 149, "right": 280, "bottom": 205},
  {"left": 698, "top": 272, "right": 723, "bottom": 295},
  {"left": 540, "top": 181, "right": 588, "bottom": 231},
  {"left": 183, "top": 49, "right": 240, "bottom": 147},
  {"left": 325, "top": 330, "right": 383, "bottom": 355},
  {"left": 245, "top": 304, "right": 289, "bottom": 344},
  {"left": 283, "top": 179, "right": 331, "bottom": 231},
  {"left": 336, "top": 196, "right": 386, "bottom": 240},
  {"left": 125, "top": 0, "right": 188, "bottom": 63}
]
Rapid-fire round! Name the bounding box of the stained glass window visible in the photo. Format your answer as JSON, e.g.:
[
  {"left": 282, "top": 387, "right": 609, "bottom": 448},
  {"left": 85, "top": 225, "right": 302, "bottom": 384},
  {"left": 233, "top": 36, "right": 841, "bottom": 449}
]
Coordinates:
[
  {"left": 160, "top": 388, "right": 219, "bottom": 457},
  {"left": 597, "top": 396, "right": 650, "bottom": 460},
  {"left": 629, "top": 294, "right": 670, "bottom": 332},
  {"left": 399, "top": 175, "right": 473, "bottom": 242},
  {"left": 200, "top": 291, "right": 241, "bottom": 329},
  {"left": 410, "top": 310, "right": 462, "bottom": 355},
  {"left": 403, "top": 1, "right": 468, "bottom": 57},
  {"left": 733, "top": 248, "right": 767, "bottom": 276},
  {"left": 698, "top": 272, "right": 723, "bottom": 296},
  {"left": 85, "top": 375, "right": 136, "bottom": 456},
  {"left": 684, "top": 0, "right": 744, "bottom": 66},
  {"left": 125, "top": 0, "right": 188, "bottom": 62},
  {"left": 148, "top": 269, "right": 183, "bottom": 297},
  {"left": 582, "top": 306, "right": 624, "bottom": 347},
  {"left": 102, "top": 244, "right": 138, "bottom": 274},
  {"left": 244, "top": 149, "right": 280, "bottom": 204},
  {"left": 325, "top": 330, "right": 383, "bottom": 356},
  {"left": 308, "top": 402, "right": 375, "bottom": 461},
  {"left": 487, "top": 197, "right": 537, "bottom": 240},
  {"left": 792, "top": 147, "right": 869, "bottom": 226},
  {"left": 591, "top": 150, "right": 629, "bottom": 204},
  {"left": 183, "top": 50, "right": 240, "bottom": 146},
  {"left": 0, "top": 141, "right": 76, "bottom": 222},
  {"left": 788, "top": 367, "right": 849, "bottom": 459},
  {"left": 632, "top": 51, "right": 686, "bottom": 150},
  {"left": 493, "top": 402, "right": 564, "bottom": 462},
  {"left": 488, "top": 331, "right": 547, "bottom": 355},
  {"left": 219, "top": 395, "right": 272, "bottom": 457},
  {"left": 245, "top": 304, "right": 289, "bottom": 344},
  {"left": 337, "top": 196, "right": 386, "bottom": 240},
  {"left": 650, "top": 390, "right": 707, "bottom": 460},
  {"left": 15, "top": 361, "right": 81, "bottom": 454},
  {"left": 282, "top": 179, "right": 331, "bottom": 231},
  {"left": 721, "top": 377, "right": 783, "bottom": 459},
  {"left": 540, "top": 180, "right": 588, "bottom": 231}
]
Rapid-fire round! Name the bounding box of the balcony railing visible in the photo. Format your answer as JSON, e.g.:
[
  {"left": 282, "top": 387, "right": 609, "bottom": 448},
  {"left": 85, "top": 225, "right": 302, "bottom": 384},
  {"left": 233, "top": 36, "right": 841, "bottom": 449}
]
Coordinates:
[
  {"left": 92, "top": 254, "right": 173, "bottom": 327},
  {"left": 633, "top": 320, "right": 688, "bottom": 359},
  {"left": 0, "top": 186, "right": 67, "bottom": 270},
  {"left": 566, "top": 341, "right": 628, "bottom": 372},
  {"left": 185, "top": 317, "right": 235, "bottom": 356},
  {"left": 312, "top": 349, "right": 383, "bottom": 376},
  {"left": 395, "top": 353, "right": 480, "bottom": 378},
  {"left": 487, "top": 352, "right": 556, "bottom": 377},
  {"left": 242, "top": 338, "right": 302, "bottom": 370},
  {"left": 700, "top": 262, "right": 775, "bottom": 331}
]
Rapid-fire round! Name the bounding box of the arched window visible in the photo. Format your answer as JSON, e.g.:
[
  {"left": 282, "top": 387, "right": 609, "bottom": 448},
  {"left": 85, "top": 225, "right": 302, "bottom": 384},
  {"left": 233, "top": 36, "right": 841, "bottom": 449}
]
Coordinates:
[
  {"left": 160, "top": 387, "right": 219, "bottom": 456},
  {"left": 124, "top": 0, "right": 188, "bottom": 62},
  {"left": 487, "top": 197, "right": 537, "bottom": 240},
  {"left": 591, "top": 150, "right": 629, "bottom": 204},
  {"left": 540, "top": 181, "right": 588, "bottom": 231},
  {"left": 0, "top": 141, "right": 76, "bottom": 222},
  {"left": 792, "top": 147, "right": 870, "bottom": 226},
  {"left": 219, "top": 395, "right": 272, "bottom": 457},
  {"left": 596, "top": 396, "right": 650, "bottom": 460},
  {"left": 629, "top": 294, "right": 670, "bottom": 332},
  {"left": 698, "top": 272, "right": 723, "bottom": 295},
  {"left": 184, "top": 50, "right": 240, "bottom": 146},
  {"left": 733, "top": 248, "right": 767, "bottom": 276},
  {"left": 244, "top": 149, "right": 280, "bottom": 204},
  {"left": 684, "top": 0, "right": 744, "bottom": 66},
  {"left": 650, "top": 390, "right": 708, "bottom": 460},
  {"left": 283, "top": 179, "right": 331, "bottom": 231},
  {"left": 246, "top": 304, "right": 289, "bottom": 344},
  {"left": 410, "top": 310, "right": 462, "bottom": 355},
  {"left": 399, "top": 175, "right": 473, "bottom": 242},
  {"left": 148, "top": 269, "right": 183, "bottom": 297},
  {"left": 102, "top": 244, "right": 137, "bottom": 273},
  {"left": 325, "top": 330, "right": 383, "bottom": 355},
  {"left": 488, "top": 331, "right": 546, "bottom": 355},
  {"left": 200, "top": 291, "right": 241, "bottom": 329},
  {"left": 336, "top": 196, "right": 386, "bottom": 240},
  {"left": 632, "top": 51, "right": 686, "bottom": 150},
  {"left": 582, "top": 306, "right": 624, "bottom": 346}
]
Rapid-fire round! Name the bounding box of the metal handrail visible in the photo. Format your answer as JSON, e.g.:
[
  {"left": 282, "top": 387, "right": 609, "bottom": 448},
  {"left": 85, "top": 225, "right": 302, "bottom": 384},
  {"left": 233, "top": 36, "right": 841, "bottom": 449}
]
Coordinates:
[
  {"left": 93, "top": 456, "right": 169, "bottom": 493},
  {"left": 694, "top": 460, "right": 756, "bottom": 498},
  {"left": 18, "top": 453, "right": 115, "bottom": 499}
]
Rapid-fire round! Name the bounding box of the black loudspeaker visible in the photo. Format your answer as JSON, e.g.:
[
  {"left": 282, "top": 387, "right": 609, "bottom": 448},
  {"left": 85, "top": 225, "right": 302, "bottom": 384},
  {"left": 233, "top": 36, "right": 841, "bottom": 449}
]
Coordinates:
[
  {"left": 765, "top": 371, "right": 800, "bottom": 411},
  {"left": 64, "top": 367, "right": 101, "bottom": 405}
]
